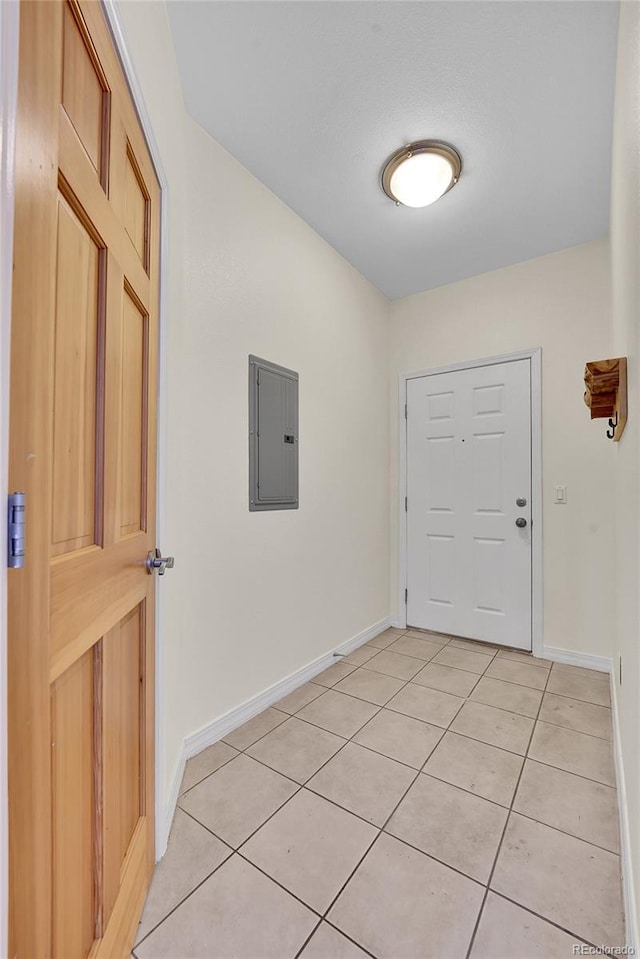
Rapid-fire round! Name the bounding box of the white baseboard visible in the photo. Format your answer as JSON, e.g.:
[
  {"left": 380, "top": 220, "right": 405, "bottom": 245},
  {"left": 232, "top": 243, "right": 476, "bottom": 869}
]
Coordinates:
[
  {"left": 159, "top": 748, "right": 187, "bottom": 860},
  {"left": 610, "top": 669, "right": 638, "bottom": 953},
  {"left": 544, "top": 647, "right": 640, "bottom": 951},
  {"left": 158, "top": 616, "right": 392, "bottom": 856},
  {"left": 541, "top": 645, "right": 612, "bottom": 673}
]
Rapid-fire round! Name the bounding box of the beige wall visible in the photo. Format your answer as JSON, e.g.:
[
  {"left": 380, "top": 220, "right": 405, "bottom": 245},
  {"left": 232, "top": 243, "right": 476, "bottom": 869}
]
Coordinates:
[
  {"left": 390, "top": 240, "right": 614, "bottom": 658},
  {"left": 610, "top": 0, "right": 640, "bottom": 942},
  {"left": 116, "top": 3, "right": 633, "bottom": 918},
  {"left": 115, "top": 1, "right": 391, "bottom": 845}
]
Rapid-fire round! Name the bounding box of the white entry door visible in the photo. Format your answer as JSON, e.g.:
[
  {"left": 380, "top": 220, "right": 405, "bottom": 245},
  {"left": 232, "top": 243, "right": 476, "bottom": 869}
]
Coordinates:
[{"left": 406, "top": 358, "right": 532, "bottom": 649}]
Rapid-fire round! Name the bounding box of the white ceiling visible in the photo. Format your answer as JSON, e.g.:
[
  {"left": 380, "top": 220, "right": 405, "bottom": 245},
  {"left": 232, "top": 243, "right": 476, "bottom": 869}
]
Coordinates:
[{"left": 167, "top": 1, "right": 619, "bottom": 300}]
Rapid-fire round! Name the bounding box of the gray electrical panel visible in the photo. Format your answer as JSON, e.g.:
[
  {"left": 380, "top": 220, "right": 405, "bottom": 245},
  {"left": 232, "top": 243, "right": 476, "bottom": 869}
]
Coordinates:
[{"left": 249, "top": 355, "right": 299, "bottom": 511}]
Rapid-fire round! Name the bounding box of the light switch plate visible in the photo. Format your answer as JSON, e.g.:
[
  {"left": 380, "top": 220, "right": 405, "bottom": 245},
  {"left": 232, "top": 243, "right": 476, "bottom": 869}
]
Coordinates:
[{"left": 554, "top": 485, "right": 567, "bottom": 504}]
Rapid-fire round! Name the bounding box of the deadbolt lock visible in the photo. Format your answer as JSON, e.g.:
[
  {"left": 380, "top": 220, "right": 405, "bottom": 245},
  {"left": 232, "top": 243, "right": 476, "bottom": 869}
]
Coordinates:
[{"left": 516, "top": 496, "right": 527, "bottom": 507}]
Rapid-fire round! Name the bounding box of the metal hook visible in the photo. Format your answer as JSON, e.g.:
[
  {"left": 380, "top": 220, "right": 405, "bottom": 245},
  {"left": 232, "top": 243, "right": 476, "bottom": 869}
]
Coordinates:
[{"left": 607, "top": 412, "right": 618, "bottom": 439}]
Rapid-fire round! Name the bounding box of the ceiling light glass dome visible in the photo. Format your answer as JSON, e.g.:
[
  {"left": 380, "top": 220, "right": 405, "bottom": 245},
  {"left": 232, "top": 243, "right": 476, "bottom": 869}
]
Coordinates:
[{"left": 381, "top": 140, "right": 462, "bottom": 208}]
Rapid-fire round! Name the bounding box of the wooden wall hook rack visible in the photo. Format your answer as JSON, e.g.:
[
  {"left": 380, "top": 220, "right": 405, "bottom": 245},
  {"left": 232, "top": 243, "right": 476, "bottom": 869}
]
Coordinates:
[{"left": 584, "top": 357, "right": 627, "bottom": 441}]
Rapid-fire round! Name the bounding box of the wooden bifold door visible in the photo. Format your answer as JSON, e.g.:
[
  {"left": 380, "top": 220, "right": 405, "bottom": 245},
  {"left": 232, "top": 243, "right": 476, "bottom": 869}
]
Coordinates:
[{"left": 8, "top": 1, "right": 160, "bottom": 956}]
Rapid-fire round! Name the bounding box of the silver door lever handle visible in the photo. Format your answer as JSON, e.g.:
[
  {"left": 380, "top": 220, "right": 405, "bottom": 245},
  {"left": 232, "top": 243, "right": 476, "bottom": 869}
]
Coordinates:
[{"left": 146, "top": 548, "right": 175, "bottom": 575}]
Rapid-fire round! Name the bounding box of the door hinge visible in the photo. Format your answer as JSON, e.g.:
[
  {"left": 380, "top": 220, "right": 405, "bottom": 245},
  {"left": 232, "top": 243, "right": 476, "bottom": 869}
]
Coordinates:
[
  {"left": 405, "top": 588, "right": 408, "bottom": 604},
  {"left": 404, "top": 403, "right": 408, "bottom": 419},
  {"left": 8, "top": 492, "right": 26, "bottom": 569},
  {"left": 405, "top": 496, "right": 408, "bottom": 512}
]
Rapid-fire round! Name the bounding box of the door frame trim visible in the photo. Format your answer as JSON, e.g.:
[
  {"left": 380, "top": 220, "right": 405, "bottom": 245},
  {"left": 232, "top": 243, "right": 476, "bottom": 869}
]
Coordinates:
[
  {"left": 0, "top": 3, "right": 20, "bottom": 954},
  {"left": 100, "top": 0, "right": 171, "bottom": 859},
  {"left": 397, "top": 347, "right": 543, "bottom": 657}
]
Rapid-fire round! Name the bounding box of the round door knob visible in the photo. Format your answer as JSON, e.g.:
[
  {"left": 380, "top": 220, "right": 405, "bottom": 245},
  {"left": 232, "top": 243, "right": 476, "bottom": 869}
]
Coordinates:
[{"left": 515, "top": 517, "right": 527, "bottom": 528}]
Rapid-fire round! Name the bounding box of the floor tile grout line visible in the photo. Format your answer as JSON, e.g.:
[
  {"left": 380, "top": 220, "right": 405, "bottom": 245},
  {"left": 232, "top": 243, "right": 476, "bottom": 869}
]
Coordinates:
[
  {"left": 152, "top": 759, "right": 346, "bottom": 950},
  {"left": 290, "top": 732, "right": 620, "bottom": 843},
  {"left": 180, "top": 666, "right": 614, "bottom": 839},
  {"left": 180, "top": 744, "right": 306, "bottom": 796},
  {"left": 486, "top": 889, "right": 607, "bottom": 951},
  {"left": 459, "top": 658, "right": 619, "bottom": 957},
  {"left": 225, "top": 654, "right": 448, "bottom": 772},
  {"left": 295, "top": 656, "right": 460, "bottom": 937},
  {"left": 274, "top": 684, "right": 464, "bottom": 762},
  {"left": 131, "top": 829, "right": 235, "bottom": 950},
  {"left": 504, "top": 807, "right": 622, "bottom": 857},
  {"left": 178, "top": 745, "right": 241, "bottom": 798},
  {"left": 268, "top": 634, "right": 556, "bottom": 728},
  {"left": 460, "top": 669, "right": 548, "bottom": 690},
  {"left": 235, "top": 848, "right": 327, "bottom": 919},
  {"left": 162, "top": 646, "right": 617, "bottom": 955},
  {"left": 225, "top": 663, "right": 430, "bottom": 850},
  {"left": 221, "top": 707, "right": 291, "bottom": 752},
  {"left": 429, "top": 721, "right": 540, "bottom": 765},
  {"left": 285, "top": 736, "right": 622, "bottom": 855},
  {"left": 534, "top": 713, "right": 614, "bottom": 743},
  {"left": 464, "top": 653, "right": 554, "bottom": 959},
  {"left": 549, "top": 663, "right": 612, "bottom": 680},
  {"left": 542, "top": 686, "right": 613, "bottom": 709},
  {"left": 185, "top": 660, "right": 548, "bottom": 843},
  {"left": 364, "top": 647, "right": 442, "bottom": 669},
  {"left": 545, "top": 692, "right": 613, "bottom": 709},
  {"left": 316, "top": 833, "right": 395, "bottom": 953},
  {"left": 450, "top": 644, "right": 500, "bottom": 657},
  {"left": 383, "top": 633, "right": 495, "bottom": 655},
  {"left": 322, "top": 728, "right": 440, "bottom": 773},
  {"left": 178, "top": 804, "right": 236, "bottom": 848},
  {"left": 374, "top": 827, "right": 488, "bottom": 889},
  {"left": 442, "top": 723, "right": 533, "bottom": 759},
  {"left": 312, "top": 665, "right": 494, "bottom": 954},
  {"left": 551, "top": 660, "right": 610, "bottom": 678},
  {"left": 457, "top": 701, "right": 614, "bottom": 747},
  {"left": 523, "top": 754, "right": 619, "bottom": 791},
  {"left": 232, "top": 655, "right": 441, "bottom": 958},
  {"left": 414, "top": 657, "right": 499, "bottom": 679},
  {"left": 465, "top": 693, "right": 542, "bottom": 721},
  {"left": 496, "top": 656, "right": 551, "bottom": 670},
  {"left": 521, "top": 752, "right": 617, "bottom": 789},
  {"left": 472, "top": 671, "right": 550, "bottom": 692},
  {"left": 229, "top": 707, "right": 345, "bottom": 755},
  {"left": 314, "top": 919, "right": 379, "bottom": 959},
  {"left": 457, "top": 664, "right": 485, "bottom": 699},
  {"left": 292, "top": 918, "right": 324, "bottom": 959},
  {"left": 167, "top": 756, "right": 614, "bottom": 923},
  {"left": 415, "top": 766, "right": 523, "bottom": 813},
  {"left": 371, "top": 639, "right": 447, "bottom": 656}
]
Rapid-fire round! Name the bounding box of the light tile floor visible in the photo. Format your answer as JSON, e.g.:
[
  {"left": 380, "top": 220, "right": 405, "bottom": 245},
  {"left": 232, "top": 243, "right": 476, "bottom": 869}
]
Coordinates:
[{"left": 133, "top": 628, "right": 624, "bottom": 959}]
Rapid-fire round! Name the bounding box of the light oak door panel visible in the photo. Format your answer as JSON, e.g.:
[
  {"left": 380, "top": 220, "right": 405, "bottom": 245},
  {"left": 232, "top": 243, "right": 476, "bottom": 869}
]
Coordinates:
[
  {"left": 124, "top": 146, "right": 150, "bottom": 270},
  {"left": 51, "top": 650, "right": 96, "bottom": 959},
  {"left": 102, "top": 604, "right": 145, "bottom": 928},
  {"left": 9, "top": 2, "right": 160, "bottom": 957},
  {"left": 51, "top": 195, "right": 102, "bottom": 557},
  {"left": 118, "top": 289, "right": 147, "bottom": 538},
  {"left": 61, "top": 0, "right": 108, "bottom": 179}
]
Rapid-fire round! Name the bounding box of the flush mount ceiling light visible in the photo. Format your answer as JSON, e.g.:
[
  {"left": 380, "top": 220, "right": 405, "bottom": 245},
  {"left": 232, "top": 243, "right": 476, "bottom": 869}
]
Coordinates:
[{"left": 381, "top": 140, "right": 462, "bottom": 208}]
